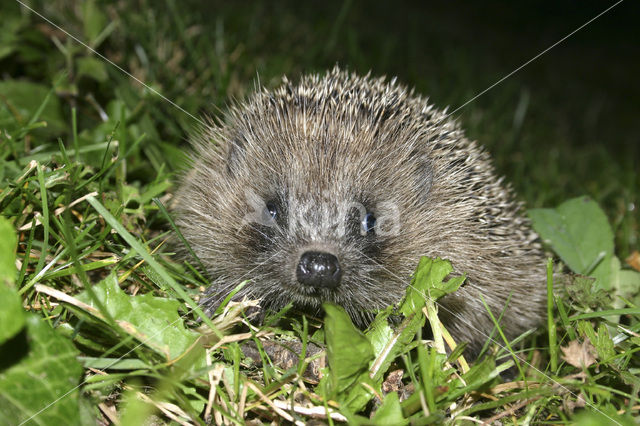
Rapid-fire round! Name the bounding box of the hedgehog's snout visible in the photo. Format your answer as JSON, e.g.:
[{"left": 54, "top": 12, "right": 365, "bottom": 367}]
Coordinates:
[{"left": 296, "top": 251, "right": 342, "bottom": 289}]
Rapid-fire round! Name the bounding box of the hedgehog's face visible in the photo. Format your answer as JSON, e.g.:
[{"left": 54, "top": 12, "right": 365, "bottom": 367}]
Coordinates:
[
  {"left": 179, "top": 137, "right": 429, "bottom": 323},
  {"left": 209, "top": 180, "right": 410, "bottom": 323}
]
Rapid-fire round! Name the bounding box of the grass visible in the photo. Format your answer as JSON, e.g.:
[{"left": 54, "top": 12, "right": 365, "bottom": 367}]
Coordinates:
[{"left": 0, "top": 0, "right": 639, "bottom": 424}]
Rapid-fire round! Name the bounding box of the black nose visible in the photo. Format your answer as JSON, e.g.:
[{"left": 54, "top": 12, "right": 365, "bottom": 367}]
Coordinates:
[{"left": 296, "top": 251, "right": 342, "bottom": 289}]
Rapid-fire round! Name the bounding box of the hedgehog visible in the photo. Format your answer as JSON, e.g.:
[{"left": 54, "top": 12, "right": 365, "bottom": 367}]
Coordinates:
[{"left": 174, "top": 67, "right": 547, "bottom": 355}]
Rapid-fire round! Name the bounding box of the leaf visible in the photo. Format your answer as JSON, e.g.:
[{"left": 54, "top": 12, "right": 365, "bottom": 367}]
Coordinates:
[
  {"left": 399, "top": 257, "right": 465, "bottom": 317},
  {"left": 0, "top": 80, "right": 65, "bottom": 134},
  {"left": 560, "top": 339, "right": 597, "bottom": 369},
  {"left": 78, "top": 357, "right": 150, "bottom": 370},
  {"left": 366, "top": 309, "right": 395, "bottom": 359},
  {"left": 76, "top": 57, "right": 109, "bottom": 82},
  {"left": 562, "top": 274, "right": 612, "bottom": 310},
  {"left": 572, "top": 409, "right": 636, "bottom": 426},
  {"left": 0, "top": 285, "right": 22, "bottom": 345},
  {"left": 76, "top": 274, "right": 205, "bottom": 366},
  {"left": 82, "top": 0, "right": 108, "bottom": 45},
  {"left": 85, "top": 195, "right": 214, "bottom": 336},
  {"left": 610, "top": 256, "right": 640, "bottom": 309},
  {"left": 367, "top": 308, "right": 424, "bottom": 383},
  {"left": 323, "top": 303, "right": 374, "bottom": 393},
  {"left": 322, "top": 303, "right": 377, "bottom": 412},
  {"left": 372, "top": 391, "right": 408, "bottom": 425},
  {"left": 0, "top": 216, "right": 23, "bottom": 343},
  {"left": 0, "top": 2, "right": 23, "bottom": 61},
  {"left": 367, "top": 258, "right": 463, "bottom": 385},
  {"left": 594, "top": 323, "right": 615, "bottom": 363},
  {"left": 0, "top": 315, "right": 84, "bottom": 425},
  {"left": 529, "top": 196, "right": 614, "bottom": 290}
]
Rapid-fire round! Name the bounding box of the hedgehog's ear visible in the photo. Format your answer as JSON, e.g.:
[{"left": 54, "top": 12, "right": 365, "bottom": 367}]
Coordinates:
[{"left": 226, "top": 135, "right": 246, "bottom": 177}]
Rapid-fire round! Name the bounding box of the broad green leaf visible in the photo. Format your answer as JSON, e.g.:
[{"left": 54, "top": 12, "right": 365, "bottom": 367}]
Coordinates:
[
  {"left": 0, "top": 315, "right": 84, "bottom": 425},
  {"left": 366, "top": 307, "right": 395, "bottom": 357},
  {"left": 529, "top": 196, "right": 614, "bottom": 290},
  {"left": 323, "top": 303, "right": 377, "bottom": 412},
  {"left": 82, "top": 0, "right": 108, "bottom": 45},
  {"left": 340, "top": 371, "right": 377, "bottom": 414},
  {"left": 0, "top": 80, "right": 65, "bottom": 134},
  {"left": 323, "top": 303, "right": 373, "bottom": 394},
  {"left": 77, "top": 274, "right": 205, "bottom": 367},
  {"left": 412, "top": 357, "right": 506, "bottom": 411},
  {"left": 0, "top": 216, "right": 23, "bottom": 343},
  {"left": 372, "top": 391, "right": 407, "bottom": 425},
  {"left": 572, "top": 410, "right": 635, "bottom": 426},
  {"left": 443, "top": 357, "right": 502, "bottom": 401},
  {"left": 366, "top": 308, "right": 424, "bottom": 383},
  {"left": 77, "top": 57, "right": 109, "bottom": 82},
  {"left": 0, "top": 216, "right": 17, "bottom": 283},
  {"left": 0, "top": 285, "right": 22, "bottom": 344},
  {"left": 610, "top": 256, "right": 640, "bottom": 308},
  {"left": 399, "top": 257, "right": 465, "bottom": 316},
  {"left": 0, "top": 2, "right": 23, "bottom": 61}
]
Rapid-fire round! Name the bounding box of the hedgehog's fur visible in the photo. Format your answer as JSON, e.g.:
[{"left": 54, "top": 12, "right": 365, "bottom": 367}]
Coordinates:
[{"left": 175, "top": 67, "right": 546, "bottom": 355}]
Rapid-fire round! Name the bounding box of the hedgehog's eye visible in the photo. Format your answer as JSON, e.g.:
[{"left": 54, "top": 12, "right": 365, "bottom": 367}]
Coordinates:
[
  {"left": 361, "top": 212, "right": 376, "bottom": 235},
  {"left": 265, "top": 202, "right": 278, "bottom": 219},
  {"left": 262, "top": 201, "right": 278, "bottom": 224}
]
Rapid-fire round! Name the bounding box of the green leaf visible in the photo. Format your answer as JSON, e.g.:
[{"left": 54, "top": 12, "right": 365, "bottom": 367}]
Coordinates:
[
  {"left": 399, "top": 257, "right": 465, "bottom": 316},
  {"left": 340, "top": 372, "right": 377, "bottom": 414},
  {"left": 562, "top": 274, "right": 612, "bottom": 311},
  {"left": 0, "top": 315, "right": 84, "bottom": 425},
  {"left": 76, "top": 57, "right": 109, "bottom": 82},
  {"left": 572, "top": 409, "right": 636, "bottom": 426},
  {"left": 322, "top": 303, "right": 377, "bottom": 412},
  {"left": 366, "top": 308, "right": 424, "bottom": 383},
  {"left": 0, "top": 216, "right": 23, "bottom": 343},
  {"left": 610, "top": 257, "right": 640, "bottom": 309},
  {"left": 529, "top": 196, "right": 614, "bottom": 290},
  {"left": 0, "top": 3, "right": 23, "bottom": 61},
  {"left": 0, "top": 80, "right": 65, "bottom": 134},
  {"left": 76, "top": 273, "right": 205, "bottom": 366},
  {"left": 0, "top": 285, "right": 22, "bottom": 345},
  {"left": 82, "top": 0, "right": 108, "bottom": 45},
  {"left": 372, "top": 391, "right": 408, "bottom": 425},
  {"left": 595, "top": 323, "right": 616, "bottom": 363},
  {"left": 366, "top": 307, "right": 395, "bottom": 358},
  {"left": 0, "top": 216, "right": 17, "bottom": 284},
  {"left": 139, "top": 179, "right": 171, "bottom": 206},
  {"left": 323, "top": 303, "right": 374, "bottom": 394}
]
